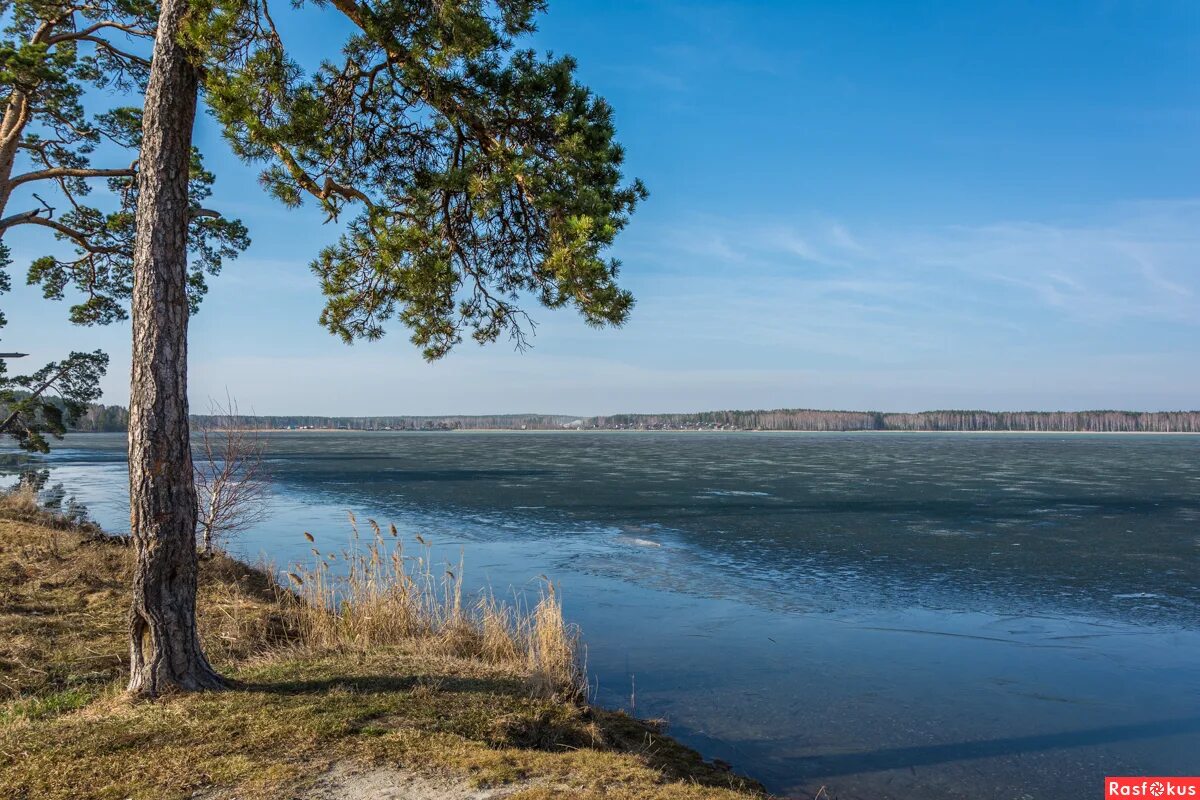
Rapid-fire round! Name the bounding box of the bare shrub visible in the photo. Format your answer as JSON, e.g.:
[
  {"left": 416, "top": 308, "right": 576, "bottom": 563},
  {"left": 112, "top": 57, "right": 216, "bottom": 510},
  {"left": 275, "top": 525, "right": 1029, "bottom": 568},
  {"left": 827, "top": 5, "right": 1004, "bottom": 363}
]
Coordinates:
[{"left": 194, "top": 397, "right": 270, "bottom": 555}]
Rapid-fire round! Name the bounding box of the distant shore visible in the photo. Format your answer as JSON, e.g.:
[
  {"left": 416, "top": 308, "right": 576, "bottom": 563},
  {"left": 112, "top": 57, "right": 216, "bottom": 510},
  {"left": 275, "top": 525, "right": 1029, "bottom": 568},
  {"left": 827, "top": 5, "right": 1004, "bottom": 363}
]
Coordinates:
[
  {"left": 52, "top": 405, "right": 1200, "bottom": 436},
  {"left": 97, "top": 427, "right": 1200, "bottom": 435}
]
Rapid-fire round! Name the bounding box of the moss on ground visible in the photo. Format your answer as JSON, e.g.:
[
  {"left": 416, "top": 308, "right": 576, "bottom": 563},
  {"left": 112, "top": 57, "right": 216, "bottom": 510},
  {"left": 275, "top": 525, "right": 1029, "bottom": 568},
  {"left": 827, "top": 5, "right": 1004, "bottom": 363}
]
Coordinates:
[{"left": 0, "top": 509, "right": 766, "bottom": 800}]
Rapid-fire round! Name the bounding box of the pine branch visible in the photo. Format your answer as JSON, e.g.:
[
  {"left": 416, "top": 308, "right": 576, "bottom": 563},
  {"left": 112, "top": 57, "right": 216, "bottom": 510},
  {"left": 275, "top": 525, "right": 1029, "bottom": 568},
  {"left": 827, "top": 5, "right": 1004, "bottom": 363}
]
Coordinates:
[
  {"left": 0, "top": 212, "right": 127, "bottom": 254},
  {"left": 74, "top": 35, "right": 152, "bottom": 68},
  {"left": 44, "top": 20, "right": 154, "bottom": 45},
  {"left": 9, "top": 165, "right": 136, "bottom": 188}
]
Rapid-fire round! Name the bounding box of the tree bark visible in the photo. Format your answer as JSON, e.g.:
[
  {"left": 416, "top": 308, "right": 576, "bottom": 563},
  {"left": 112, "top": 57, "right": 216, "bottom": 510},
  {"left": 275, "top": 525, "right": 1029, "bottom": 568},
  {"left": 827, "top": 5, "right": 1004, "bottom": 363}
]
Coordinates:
[
  {"left": 0, "top": 94, "right": 27, "bottom": 218},
  {"left": 126, "top": 0, "right": 223, "bottom": 696}
]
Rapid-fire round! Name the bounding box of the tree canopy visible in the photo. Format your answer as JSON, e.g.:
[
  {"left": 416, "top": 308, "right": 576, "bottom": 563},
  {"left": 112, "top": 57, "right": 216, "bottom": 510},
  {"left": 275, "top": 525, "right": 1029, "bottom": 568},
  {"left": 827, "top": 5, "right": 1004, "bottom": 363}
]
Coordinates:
[
  {"left": 200, "top": 0, "right": 645, "bottom": 359},
  {"left": 0, "top": 0, "right": 248, "bottom": 324}
]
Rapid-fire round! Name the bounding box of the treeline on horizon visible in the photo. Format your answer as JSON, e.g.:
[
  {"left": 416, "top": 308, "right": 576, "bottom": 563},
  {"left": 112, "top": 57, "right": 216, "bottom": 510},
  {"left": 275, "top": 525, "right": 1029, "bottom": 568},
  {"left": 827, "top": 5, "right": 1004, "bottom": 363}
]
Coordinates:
[
  {"left": 11, "top": 397, "right": 1200, "bottom": 433},
  {"left": 187, "top": 414, "right": 580, "bottom": 431},
  {"left": 587, "top": 409, "right": 1200, "bottom": 432},
  {"left": 188, "top": 408, "right": 1200, "bottom": 432}
]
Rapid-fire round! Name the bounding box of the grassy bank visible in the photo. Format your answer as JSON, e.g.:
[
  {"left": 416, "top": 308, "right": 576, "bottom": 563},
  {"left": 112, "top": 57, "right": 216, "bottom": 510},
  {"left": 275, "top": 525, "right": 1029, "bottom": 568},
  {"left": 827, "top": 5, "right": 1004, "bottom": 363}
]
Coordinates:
[{"left": 0, "top": 491, "right": 765, "bottom": 800}]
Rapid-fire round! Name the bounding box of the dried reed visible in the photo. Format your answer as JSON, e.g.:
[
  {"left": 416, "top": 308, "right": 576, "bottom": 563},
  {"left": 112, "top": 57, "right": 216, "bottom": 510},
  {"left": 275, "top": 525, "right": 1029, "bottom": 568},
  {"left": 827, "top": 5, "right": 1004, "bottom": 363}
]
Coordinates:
[{"left": 283, "top": 514, "right": 585, "bottom": 700}]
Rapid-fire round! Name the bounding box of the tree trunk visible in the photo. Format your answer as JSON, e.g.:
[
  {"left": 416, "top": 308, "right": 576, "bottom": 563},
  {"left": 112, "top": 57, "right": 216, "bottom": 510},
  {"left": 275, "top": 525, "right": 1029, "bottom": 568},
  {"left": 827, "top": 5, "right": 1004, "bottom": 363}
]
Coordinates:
[
  {"left": 126, "top": 0, "right": 223, "bottom": 696},
  {"left": 0, "top": 91, "right": 27, "bottom": 218}
]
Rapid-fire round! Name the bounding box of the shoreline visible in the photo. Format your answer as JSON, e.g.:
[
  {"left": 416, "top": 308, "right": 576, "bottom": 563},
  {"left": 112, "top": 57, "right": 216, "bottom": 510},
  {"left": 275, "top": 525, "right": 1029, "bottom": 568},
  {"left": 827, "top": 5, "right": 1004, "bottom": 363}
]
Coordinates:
[{"left": 0, "top": 505, "right": 766, "bottom": 800}]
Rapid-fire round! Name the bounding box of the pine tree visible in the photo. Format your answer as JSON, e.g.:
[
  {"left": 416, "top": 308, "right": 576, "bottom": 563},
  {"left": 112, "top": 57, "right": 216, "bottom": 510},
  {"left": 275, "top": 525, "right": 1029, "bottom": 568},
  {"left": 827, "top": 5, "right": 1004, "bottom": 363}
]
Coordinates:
[{"left": 124, "top": 0, "right": 643, "bottom": 695}]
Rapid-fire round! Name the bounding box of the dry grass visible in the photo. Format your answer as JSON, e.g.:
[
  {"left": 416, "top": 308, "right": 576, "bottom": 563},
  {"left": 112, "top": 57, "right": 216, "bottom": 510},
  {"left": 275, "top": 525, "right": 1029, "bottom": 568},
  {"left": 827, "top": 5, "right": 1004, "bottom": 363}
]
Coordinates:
[
  {"left": 0, "top": 496, "right": 767, "bottom": 800},
  {"left": 285, "top": 514, "right": 586, "bottom": 701},
  {"left": 0, "top": 484, "right": 102, "bottom": 534},
  {"left": 0, "top": 490, "right": 288, "bottom": 706}
]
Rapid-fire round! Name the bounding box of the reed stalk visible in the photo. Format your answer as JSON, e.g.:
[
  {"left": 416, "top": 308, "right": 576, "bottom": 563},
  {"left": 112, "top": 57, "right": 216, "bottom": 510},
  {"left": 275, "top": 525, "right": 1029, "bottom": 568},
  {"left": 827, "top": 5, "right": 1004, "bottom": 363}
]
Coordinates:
[{"left": 283, "top": 515, "right": 585, "bottom": 700}]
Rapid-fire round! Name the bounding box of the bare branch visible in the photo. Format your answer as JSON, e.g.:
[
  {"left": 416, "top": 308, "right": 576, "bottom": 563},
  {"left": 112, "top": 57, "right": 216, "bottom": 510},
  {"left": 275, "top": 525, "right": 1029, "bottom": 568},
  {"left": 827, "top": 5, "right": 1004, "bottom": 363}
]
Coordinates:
[
  {"left": 9, "top": 165, "right": 135, "bottom": 188},
  {"left": 74, "top": 35, "right": 152, "bottom": 68},
  {"left": 194, "top": 397, "right": 271, "bottom": 555},
  {"left": 0, "top": 212, "right": 127, "bottom": 254},
  {"left": 0, "top": 208, "right": 47, "bottom": 230},
  {"left": 44, "top": 20, "right": 155, "bottom": 45}
]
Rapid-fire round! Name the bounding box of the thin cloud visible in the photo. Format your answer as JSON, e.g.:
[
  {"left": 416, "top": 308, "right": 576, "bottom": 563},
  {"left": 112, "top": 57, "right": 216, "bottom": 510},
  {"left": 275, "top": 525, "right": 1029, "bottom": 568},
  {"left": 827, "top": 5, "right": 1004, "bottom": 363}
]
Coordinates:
[{"left": 649, "top": 200, "right": 1200, "bottom": 327}]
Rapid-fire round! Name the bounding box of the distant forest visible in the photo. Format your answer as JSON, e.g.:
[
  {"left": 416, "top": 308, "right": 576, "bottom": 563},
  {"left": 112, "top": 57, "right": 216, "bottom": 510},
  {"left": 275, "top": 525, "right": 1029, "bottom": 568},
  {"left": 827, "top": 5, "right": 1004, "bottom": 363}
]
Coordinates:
[
  {"left": 11, "top": 401, "right": 1198, "bottom": 434},
  {"left": 187, "top": 414, "right": 580, "bottom": 431},
  {"left": 585, "top": 409, "right": 1200, "bottom": 433}
]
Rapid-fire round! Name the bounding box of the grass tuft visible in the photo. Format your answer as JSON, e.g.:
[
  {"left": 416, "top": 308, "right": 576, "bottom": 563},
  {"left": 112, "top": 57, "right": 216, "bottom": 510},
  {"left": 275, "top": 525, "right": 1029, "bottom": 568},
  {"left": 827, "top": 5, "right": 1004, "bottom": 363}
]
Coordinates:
[
  {"left": 0, "top": 484, "right": 101, "bottom": 534},
  {"left": 284, "top": 525, "right": 587, "bottom": 701}
]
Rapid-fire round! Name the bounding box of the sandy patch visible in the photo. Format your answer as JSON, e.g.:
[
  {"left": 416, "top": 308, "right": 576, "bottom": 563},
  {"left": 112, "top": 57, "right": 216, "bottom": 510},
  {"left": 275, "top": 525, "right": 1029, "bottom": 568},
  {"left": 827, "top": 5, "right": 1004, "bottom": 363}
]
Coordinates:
[{"left": 299, "top": 764, "right": 543, "bottom": 799}]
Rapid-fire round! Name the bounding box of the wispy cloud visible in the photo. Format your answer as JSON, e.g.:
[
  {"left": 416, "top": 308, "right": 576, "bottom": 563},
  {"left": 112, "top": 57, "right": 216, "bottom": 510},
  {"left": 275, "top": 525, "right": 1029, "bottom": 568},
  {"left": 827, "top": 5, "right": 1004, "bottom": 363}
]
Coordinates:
[{"left": 640, "top": 200, "right": 1200, "bottom": 330}]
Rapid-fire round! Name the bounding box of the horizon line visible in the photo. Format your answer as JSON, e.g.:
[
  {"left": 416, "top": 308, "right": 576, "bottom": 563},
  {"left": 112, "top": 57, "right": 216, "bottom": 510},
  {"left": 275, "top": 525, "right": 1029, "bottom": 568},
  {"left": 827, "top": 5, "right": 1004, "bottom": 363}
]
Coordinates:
[{"left": 178, "top": 407, "right": 1200, "bottom": 418}]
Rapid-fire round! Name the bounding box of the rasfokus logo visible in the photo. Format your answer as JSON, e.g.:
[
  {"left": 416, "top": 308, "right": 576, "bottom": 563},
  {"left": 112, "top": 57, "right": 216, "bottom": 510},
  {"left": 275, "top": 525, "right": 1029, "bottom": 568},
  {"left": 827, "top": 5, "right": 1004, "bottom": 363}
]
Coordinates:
[{"left": 1106, "top": 778, "right": 1200, "bottom": 798}]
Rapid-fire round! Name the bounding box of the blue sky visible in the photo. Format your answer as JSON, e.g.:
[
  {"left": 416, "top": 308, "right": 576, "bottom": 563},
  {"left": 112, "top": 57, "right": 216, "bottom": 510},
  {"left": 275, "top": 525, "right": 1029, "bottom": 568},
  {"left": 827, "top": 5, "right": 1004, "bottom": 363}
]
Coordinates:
[{"left": 5, "top": 0, "right": 1200, "bottom": 414}]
